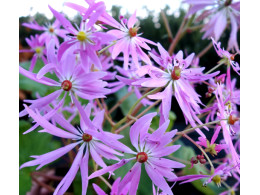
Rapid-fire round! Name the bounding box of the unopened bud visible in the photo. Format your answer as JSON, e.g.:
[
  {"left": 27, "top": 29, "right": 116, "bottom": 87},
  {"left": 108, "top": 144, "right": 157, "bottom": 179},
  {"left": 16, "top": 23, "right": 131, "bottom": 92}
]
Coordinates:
[
  {"left": 197, "top": 154, "right": 204, "bottom": 160},
  {"left": 206, "top": 92, "right": 212, "bottom": 98},
  {"left": 199, "top": 159, "right": 206, "bottom": 164}
]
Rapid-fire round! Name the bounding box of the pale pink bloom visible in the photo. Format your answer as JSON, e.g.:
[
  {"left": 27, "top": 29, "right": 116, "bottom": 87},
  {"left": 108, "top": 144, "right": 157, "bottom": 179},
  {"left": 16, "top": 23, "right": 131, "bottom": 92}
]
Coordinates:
[
  {"left": 19, "top": 35, "right": 47, "bottom": 71},
  {"left": 20, "top": 99, "right": 133, "bottom": 195},
  {"left": 88, "top": 113, "right": 185, "bottom": 195},
  {"left": 184, "top": 0, "right": 240, "bottom": 52},
  {"left": 135, "top": 43, "right": 219, "bottom": 137},
  {"left": 23, "top": 19, "right": 68, "bottom": 47}
]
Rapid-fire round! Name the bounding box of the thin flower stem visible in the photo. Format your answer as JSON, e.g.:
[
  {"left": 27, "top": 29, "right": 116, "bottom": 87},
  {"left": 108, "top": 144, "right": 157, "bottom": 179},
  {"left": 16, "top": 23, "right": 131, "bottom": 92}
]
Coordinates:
[
  {"left": 186, "top": 24, "right": 204, "bottom": 32},
  {"left": 168, "top": 17, "right": 188, "bottom": 55},
  {"left": 197, "top": 42, "right": 213, "bottom": 58},
  {"left": 161, "top": 10, "right": 173, "bottom": 40},
  {"left": 176, "top": 120, "right": 222, "bottom": 135},
  {"left": 98, "top": 41, "right": 117, "bottom": 55},
  {"left": 96, "top": 99, "right": 115, "bottom": 126},
  {"left": 206, "top": 62, "right": 225, "bottom": 74},
  {"left": 168, "top": 155, "right": 191, "bottom": 165},
  {"left": 112, "top": 87, "right": 161, "bottom": 131},
  {"left": 115, "top": 99, "right": 161, "bottom": 134},
  {"left": 99, "top": 176, "right": 112, "bottom": 189},
  {"left": 182, "top": 134, "right": 215, "bottom": 172},
  {"left": 222, "top": 181, "right": 232, "bottom": 190},
  {"left": 31, "top": 172, "right": 63, "bottom": 181},
  {"left": 108, "top": 90, "right": 134, "bottom": 114},
  {"left": 31, "top": 174, "right": 55, "bottom": 193}
]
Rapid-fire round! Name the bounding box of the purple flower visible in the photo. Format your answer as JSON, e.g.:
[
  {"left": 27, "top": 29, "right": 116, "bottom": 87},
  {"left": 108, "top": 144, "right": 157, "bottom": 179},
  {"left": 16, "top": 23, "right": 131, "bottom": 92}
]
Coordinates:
[
  {"left": 92, "top": 177, "right": 130, "bottom": 195},
  {"left": 23, "top": 19, "right": 68, "bottom": 47},
  {"left": 19, "top": 35, "right": 47, "bottom": 71},
  {"left": 184, "top": 0, "right": 240, "bottom": 52},
  {"left": 88, "top": 113, "right": 185, "bottom": 195},
  {"left": 169, "top": 163, "right": 234, "bottom": 187},
  {"left": 136, "top": 43, "right": 219, "bottom": 137},
  {"left": 215, "top": 84, "right": 240, "bottom": 173},
  {"left": 49, "top": 3, "right": 115, "bottom": 71},
  {"left": 20, "top": 98, "right": 133, "bottom": 195},
  {"left": 197, "top": 134, "right": 227, "bottom": 157},
  {"left": 19, "top": 39, "right": 110, "bottom": 117},
  {"left": 212, "top": 38, "right": 240, "bottom": 76},
  {"left": 107, "top": 12, "right": 156, "bottom": 70}
]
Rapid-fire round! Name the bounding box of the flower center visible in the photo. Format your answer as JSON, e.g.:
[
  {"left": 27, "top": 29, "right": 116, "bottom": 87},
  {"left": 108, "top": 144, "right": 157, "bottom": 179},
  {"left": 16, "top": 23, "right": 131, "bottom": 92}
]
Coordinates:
[
  {"left": 77, "top": 31, "right": 87, "bottom": 42},
  {"left": 228, "top": 115, "right": 239, "bottom": 125},
  {"left": 35, "top": 47, "right": 42, "bottom": 54},
  {"left": 136, "top": 152, "right": 148, "bottom": 163},
  {"left": 82, "top": 133, "right": 92, "bottom": 142},
  {"left": 212, "top": 175, "right": 222, "bottom": 187},
  {"left": 224, "top": 0, "right": 232, "bottom": 6},
  {"left": 49, "top": 27, "right": 54, "bottom": 33},
  {"left": 61, "top": 80, "right": 72, "bottom": 91},
  {"left": 171, "top": 66, "right": 181, "bottom": 80},
  {"left": 129, "top": 27, "right": 138, "bottom": 37}
]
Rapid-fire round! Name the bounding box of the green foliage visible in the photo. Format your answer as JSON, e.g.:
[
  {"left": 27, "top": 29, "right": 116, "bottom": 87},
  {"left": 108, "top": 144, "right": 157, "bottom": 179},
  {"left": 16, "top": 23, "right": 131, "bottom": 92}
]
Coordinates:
[{"left": 19, "top": 120, "right": 61, "bottom": 195}]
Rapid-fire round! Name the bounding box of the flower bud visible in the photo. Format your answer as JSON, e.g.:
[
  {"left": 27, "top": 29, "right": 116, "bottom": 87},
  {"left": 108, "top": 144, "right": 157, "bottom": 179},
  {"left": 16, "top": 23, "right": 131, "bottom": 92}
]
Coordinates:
[
  {"left": 205, "top": 92, "right": 212, "bottom": 98},
  {"left": 197, "top": 154, "right": 204, "bottom": 160},
  {"left": 199, "top": 159, "right": 206, "bottom": 164}
]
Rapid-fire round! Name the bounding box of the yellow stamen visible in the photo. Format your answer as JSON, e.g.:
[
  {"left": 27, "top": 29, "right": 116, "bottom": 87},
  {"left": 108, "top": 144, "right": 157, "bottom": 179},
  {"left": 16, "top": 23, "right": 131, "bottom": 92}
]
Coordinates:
[{"left": 77, "top": 31, "right": 87, "bottom": 42}]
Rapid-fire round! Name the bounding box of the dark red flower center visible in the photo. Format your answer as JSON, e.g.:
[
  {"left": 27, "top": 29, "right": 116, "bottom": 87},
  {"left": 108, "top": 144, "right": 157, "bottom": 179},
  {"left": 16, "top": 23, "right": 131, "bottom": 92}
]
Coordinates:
[
  {"left": 129, "top": 27, "right": 137, "bottom": 37},
  {"left": 228, "top": 115, "right": 239, "bottom": 125},
  {"left": 171, "top": 66, "right": 181, "bottom": 80},
  {"left": 82, "top": 133, "right": 92, "bottom": 142},
  {"left": 136, "top": 152, "right": 148, "bottom": 163},
  {"left": 61, "top": 80, "right": 72, "bottom": 91}
]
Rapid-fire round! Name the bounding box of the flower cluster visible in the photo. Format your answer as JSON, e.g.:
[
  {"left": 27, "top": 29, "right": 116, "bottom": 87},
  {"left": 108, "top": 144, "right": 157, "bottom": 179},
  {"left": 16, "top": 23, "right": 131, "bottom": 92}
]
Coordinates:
[{"left": 19, "top": 0, "right": 240, "bottom": 194}]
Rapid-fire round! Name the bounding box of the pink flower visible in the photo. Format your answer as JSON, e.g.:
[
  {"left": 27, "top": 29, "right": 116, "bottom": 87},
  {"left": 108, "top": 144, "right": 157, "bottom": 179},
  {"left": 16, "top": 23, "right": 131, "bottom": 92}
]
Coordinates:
[
  {"left": 107, "top": 12, "right": 156, "bottom": 70},
  {"left": 170, "top": 163, "right": 235, "bottom": 187},
  {"left": 184, "top": 0, "right": 240, "bottom": 52},
  {"left": 19, "top": 40, "right": 110, "bottom": 116},
  {"left": 49, "top": 3, "right": 115, "bottom": 71},
  {"left": 197, "top": 134, "right": 227, "bottom": 157},
  {"left": 20, "top": 98, "right": 133, "bottom": 195},
  {"left": 215, "top": 84, "right": 240, "bottom": 173},
  {"left": 92, "top": 177, "right": 130, "bottom": 195},
  {"left": 23, "top": 19, "right": 68, "bottom": 47},
  {"left": 212, "top": 38, "right": 240, "bottom": 76},
  {"left": 19, "top": 35, "right": 47, "bottom": 71},
  {"left": 136, "top": 43, "right": 219, "bottom": 137},
  {"left": 88, "top": 113, "right": 185, "bottom": 195}
]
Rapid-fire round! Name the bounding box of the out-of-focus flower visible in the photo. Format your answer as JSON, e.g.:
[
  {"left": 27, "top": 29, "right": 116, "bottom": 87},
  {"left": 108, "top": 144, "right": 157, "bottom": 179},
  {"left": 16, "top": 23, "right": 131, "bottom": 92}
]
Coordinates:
[
  {"left": 19, "top": 35, "right": 47, "bottom": 71},
  {"left": 184, "top": 0, "right": 240, "bottom": 52},
  {"left": 215, "top": 84, "right": 240, "bottom": 173},
  {"left": 170, "top": 163, "right": 235, "bottom": 187},
  {"left": 23, "top": 19, "right": 68, "bottom": 47}
]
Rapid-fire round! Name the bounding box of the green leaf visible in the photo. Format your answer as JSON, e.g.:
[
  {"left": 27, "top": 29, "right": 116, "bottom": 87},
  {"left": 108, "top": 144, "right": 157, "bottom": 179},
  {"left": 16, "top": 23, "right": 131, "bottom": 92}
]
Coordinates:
[
  {"left": 115, "top": 87, "right": 138, "bottom": 116},
  {"left": 19, "top": 120, "right": 61, "bottom": 195}
]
